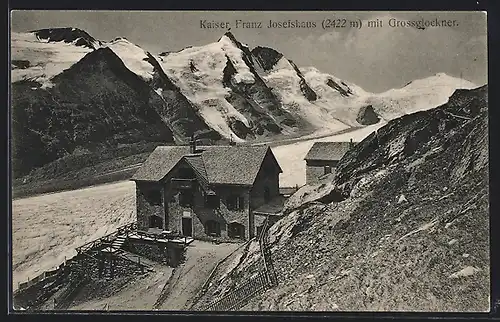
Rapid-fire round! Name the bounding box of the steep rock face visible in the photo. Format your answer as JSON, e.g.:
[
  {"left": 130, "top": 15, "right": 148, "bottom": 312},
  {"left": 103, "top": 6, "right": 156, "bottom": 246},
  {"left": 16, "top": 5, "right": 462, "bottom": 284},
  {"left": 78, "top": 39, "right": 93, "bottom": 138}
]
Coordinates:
[
  {"left": 288, "top": 60, "right": 317, "bottom": 102},
  {"left": 221, "top": 55, "right": 306, "bottom": 138},
  {"left": 263, "top": 86, "right": 488, "bottom": 311},
  {"left": 326, "top": 78, "right": 354, "bottom": 97},
  {"left": 207, "top": 86, "right": 489, "bottom": 312},
  {"left": 252, "top": 46, "right": 284, "bottom": 71},
  {"left": 221, "top": 56, "right": 281, "bottom": 138},
  {"left": 11, "top": 47, "right": 174, "bottom": 177},
  {"left": 32, "top": 27, "right": 102, "bottom": 49},
  {"left": 356, "top": 105, "right": 380, "bottom": 125},
  {"left": 144, "top": 53, "right": 220, "bottom": 142},
  {"left": 158, "top": 32, "right": 311, "bottom": 142}
]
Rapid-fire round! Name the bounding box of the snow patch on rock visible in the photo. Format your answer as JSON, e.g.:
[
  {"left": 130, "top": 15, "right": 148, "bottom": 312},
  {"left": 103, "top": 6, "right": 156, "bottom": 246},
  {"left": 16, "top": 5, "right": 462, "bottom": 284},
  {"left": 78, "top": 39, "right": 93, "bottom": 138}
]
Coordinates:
[
  {"left": 448, "top": 266, "right": 481, "bottom": 279},
  {"left": 105, "top": 38, "right": 155, "bottom": 81}
]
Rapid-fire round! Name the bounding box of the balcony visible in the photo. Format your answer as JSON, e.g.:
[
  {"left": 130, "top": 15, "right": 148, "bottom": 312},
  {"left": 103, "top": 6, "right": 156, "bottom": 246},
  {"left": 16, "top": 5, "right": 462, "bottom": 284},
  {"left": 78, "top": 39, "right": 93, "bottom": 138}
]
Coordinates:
[{"left": 171, "top": 178, "right": 196, "bottom": 190}]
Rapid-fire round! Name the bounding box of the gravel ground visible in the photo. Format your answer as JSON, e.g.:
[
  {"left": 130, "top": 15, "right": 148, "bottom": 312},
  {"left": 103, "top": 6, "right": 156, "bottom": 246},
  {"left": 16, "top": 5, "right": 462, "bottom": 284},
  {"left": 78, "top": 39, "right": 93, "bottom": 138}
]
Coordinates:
[
  {"left": 158, "top": 240, "right": 242, "bottom": 310},
  {"left": 68, "top": 262, "right": 174, "bottom": 311}
]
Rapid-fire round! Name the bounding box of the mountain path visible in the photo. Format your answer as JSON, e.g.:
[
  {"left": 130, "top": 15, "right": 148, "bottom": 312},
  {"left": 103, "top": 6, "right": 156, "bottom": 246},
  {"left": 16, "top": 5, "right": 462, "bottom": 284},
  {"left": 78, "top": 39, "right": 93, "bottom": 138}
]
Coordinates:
[{"left": 157, "top": 241, "right": 241, "bottom": 310}]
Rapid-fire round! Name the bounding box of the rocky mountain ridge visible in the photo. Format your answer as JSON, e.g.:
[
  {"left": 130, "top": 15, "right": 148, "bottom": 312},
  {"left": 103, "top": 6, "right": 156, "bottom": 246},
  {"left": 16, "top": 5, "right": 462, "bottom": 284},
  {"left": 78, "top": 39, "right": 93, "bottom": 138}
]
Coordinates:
[{"left": 11, "top": 27, "right": 478, "bottom": 178}]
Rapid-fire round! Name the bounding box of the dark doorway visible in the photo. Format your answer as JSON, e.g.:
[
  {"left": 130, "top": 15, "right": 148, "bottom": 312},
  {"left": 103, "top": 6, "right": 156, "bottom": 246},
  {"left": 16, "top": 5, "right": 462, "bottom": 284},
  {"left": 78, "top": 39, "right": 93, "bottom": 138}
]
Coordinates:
[
  {"left": 182, "top": 217, "right": 192, "bottom": 237},
  {"left": 149, "top": 215, "right": 163, "bottom": 229},
  {"left": 228, "top": 222, "right": 245, "bottom": 239}
]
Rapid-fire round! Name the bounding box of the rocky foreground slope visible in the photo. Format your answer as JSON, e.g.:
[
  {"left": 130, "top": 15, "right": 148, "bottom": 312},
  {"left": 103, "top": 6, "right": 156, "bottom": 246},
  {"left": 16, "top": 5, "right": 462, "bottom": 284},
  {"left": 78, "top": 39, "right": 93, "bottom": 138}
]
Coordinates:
[{"left": 203, "top": 86, "right": 489, "bottom": 312}]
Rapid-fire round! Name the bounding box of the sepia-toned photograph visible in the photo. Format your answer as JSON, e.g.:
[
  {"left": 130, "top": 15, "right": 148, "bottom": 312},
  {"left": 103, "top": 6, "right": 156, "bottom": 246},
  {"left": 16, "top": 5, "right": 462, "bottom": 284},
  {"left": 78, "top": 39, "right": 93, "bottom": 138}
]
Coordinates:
[{"left": 9, "top": 10, "right": 489, "bottom": 312}]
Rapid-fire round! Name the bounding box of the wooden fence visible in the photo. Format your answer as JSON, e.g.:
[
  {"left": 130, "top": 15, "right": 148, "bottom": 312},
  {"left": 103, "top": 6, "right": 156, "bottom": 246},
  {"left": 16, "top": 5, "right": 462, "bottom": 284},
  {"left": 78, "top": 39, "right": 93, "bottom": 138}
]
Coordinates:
[
  {"left": 260, "top": 219, "right": 278, "bottom": 287},
  {"left": 16, "top": 263, "right": 67, "bottom": 293},
  {"left": 200, "top": 216, "right": 278, "bottom": 311},
  {"left": 202, "top": 271, "right": 268, "bottom": 311},
  {"left": 189, "top": 240, "right": 252, "bottom": 310},
  {"left": 16, "top": 221, "right": 136, "bottom": 293}
]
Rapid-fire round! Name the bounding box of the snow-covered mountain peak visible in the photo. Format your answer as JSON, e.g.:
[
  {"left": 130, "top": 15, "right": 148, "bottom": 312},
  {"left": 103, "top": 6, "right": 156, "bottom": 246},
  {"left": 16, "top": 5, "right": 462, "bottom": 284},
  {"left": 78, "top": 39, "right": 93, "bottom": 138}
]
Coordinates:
[
  {"left": 11, "top": 27, "right": 483, "bottom": 147},
  {"left": 299, "top": 66, "right": 369, "bottom": 97},
  {"left": 103, "top": 38, "right": 155, "bottom": 81},
  {"left": 383, "top": 73, "right": 477, "bottom": 97},
  {"left": 11, "top": 30, "right": 96, "bottom": 87},
  {"left": 218, "top": 32, "right": 242, "bottom": 46},
  {"left": 366, "top": 72, "right": 478, "bottom": 121}
]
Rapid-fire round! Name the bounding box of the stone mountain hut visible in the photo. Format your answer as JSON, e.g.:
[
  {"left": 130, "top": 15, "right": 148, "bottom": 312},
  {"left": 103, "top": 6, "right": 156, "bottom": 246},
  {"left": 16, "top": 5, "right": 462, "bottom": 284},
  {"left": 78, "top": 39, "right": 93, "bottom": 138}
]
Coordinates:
[
  {"left": 304, "top": 139, "right": 357, "bottom": 184},
  {"left": 130, "top": 138, "right": 284, "bottom": 241}
]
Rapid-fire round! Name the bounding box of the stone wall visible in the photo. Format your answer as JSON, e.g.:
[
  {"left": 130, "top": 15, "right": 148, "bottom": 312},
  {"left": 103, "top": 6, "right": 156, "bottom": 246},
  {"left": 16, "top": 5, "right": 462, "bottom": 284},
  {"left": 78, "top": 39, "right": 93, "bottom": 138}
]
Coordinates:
[
  {"left": 136, "top": 181, "right": 165, "bottom": 231},
  {"left": 166, "top": 183, "right": 250, "bottom": 241},
  {"left": 125, "top": 242, "right": 185, "bottom": 267}
]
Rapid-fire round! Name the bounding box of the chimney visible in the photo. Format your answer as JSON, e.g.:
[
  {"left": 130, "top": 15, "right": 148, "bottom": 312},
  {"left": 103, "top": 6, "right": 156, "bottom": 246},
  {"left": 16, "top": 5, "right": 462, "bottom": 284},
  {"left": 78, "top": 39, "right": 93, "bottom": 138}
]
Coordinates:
[{"left": 189, "top": 134, "right": 197, "bottom": 154}]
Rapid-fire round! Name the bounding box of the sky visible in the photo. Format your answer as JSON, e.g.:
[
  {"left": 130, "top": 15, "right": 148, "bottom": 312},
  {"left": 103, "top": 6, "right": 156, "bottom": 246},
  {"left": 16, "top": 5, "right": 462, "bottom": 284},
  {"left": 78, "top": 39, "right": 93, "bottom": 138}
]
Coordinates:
[{"left": 10, "top": 10, "right": 487, "bottom": 93}]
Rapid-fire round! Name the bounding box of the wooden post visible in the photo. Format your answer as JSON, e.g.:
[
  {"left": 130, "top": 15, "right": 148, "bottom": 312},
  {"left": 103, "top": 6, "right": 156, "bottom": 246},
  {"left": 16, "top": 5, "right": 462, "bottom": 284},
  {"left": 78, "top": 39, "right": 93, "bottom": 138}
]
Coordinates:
[
  {"left": 110, "top": 255, "right": 114, "bottom": 279},
  {"left": 98, "top": 256, "right": 103, "bottom": 279}
]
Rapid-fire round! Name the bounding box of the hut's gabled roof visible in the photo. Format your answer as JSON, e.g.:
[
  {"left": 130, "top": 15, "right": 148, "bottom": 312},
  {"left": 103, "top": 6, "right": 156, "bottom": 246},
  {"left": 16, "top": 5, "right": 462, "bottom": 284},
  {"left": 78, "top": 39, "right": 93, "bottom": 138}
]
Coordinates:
[
  {"left": 131, "top": 146, "right": 190, "bottom": 182},
  {"left": 304, "top": 141, "right": 355, "bottom": 162},
  {"left": 131, "top": 145, "right": 282, "bottom": 186}
]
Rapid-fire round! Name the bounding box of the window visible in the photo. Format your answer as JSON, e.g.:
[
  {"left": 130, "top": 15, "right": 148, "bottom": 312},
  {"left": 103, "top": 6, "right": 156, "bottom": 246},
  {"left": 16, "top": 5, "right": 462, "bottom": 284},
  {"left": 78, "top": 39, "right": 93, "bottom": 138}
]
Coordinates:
[
  {"left": 179, "top": 191, "right": 194, "bottom": 207},
  {"left": 149, "top": 215, "right": 163, "bottom": 229},
  {"left": 324, "top": 166, "right": 332, "bottom": 175},
  {"left": 205, "top": 220, "right": 221, "bottom": 237},
  {"left": 145, "top": 189, "right": 162, "bottom": 205},
  {"left": 205, "top": 194, "right": 220, "bottom": 209},
  {"left": 227, "top": 195, "right": 245, "bottom": 210},
  {"left": 228, "top": 222, "right": 245, "bottom": 239}
]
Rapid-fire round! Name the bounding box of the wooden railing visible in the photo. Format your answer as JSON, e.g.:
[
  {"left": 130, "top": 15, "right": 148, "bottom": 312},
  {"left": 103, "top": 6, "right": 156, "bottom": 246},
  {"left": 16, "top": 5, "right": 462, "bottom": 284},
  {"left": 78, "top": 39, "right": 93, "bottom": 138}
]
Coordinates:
[
  {"left": 75, "top": 222, "right": 137, "bottom": 254},
  {"left": 15, "top": 261, "right": 69, "bottom": 294},
  {"left": 202, "top": 271, "right": 268, "bottom": 311},
  {"left": 130, "top": 229, "right": 190, "bottom": 247},
  {"left": 258, "top": 217, "right": 277, "bottom": 287},
  {"left": 16, "top": 222, "right": 136, "bottom": 293},
  {"left": 199, "top": 216, "right": 279, "bottom": 311},
  {"left": 189, "top": 240, "right": 252, "bottom": 310}
]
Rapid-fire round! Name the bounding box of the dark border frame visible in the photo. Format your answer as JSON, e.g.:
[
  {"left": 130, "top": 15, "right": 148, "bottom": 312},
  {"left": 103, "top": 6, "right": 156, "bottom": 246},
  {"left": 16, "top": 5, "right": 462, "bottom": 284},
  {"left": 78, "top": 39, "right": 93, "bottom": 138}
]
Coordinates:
[{"left": 4, "top": 0, "right": 498, "bottom": 321}]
